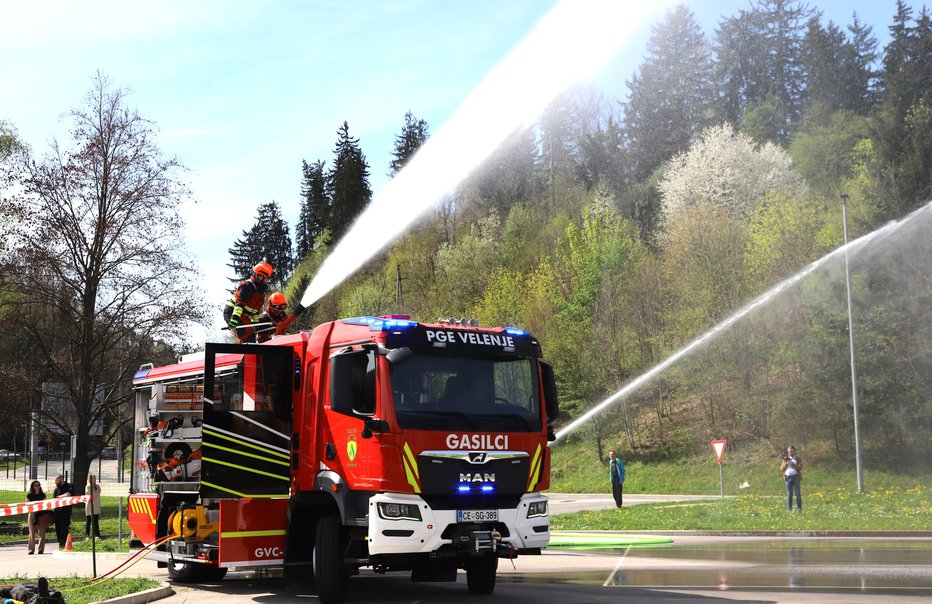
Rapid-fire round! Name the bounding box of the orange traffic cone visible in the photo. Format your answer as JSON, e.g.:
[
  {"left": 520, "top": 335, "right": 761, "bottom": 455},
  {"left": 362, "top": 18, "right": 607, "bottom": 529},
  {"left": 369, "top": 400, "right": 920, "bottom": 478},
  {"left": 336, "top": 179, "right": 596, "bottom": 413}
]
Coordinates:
[{"left": 64, "top": 533, "right": 73, "bottom": 551}]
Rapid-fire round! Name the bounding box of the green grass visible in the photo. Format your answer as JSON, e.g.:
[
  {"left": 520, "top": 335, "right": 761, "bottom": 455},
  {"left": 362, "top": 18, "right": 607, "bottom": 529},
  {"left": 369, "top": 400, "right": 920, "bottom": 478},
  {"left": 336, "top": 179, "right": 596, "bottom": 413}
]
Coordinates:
[
  {"left": 548, "top": 437, "right": 931, "bottom": 531},
  {"left": 549, "top": 437, "right": 931, "bottom": 496},
  {"left": 552, "top": 484, "right": 932, "bottom": 531},
  {"left": 0, "top": 491, "right": 131, "bottom": 545},
  {"left": 0, "top": 575, "right": 160, "bottom": 604}
]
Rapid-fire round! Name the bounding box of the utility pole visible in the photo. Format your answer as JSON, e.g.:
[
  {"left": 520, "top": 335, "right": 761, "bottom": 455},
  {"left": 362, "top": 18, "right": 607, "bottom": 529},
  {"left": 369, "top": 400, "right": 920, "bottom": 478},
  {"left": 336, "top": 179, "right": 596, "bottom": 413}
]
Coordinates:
[
  {"left": 842, "top": 193, "right": 864, "bottom": 493},
  {"left": 395, "top": 265, "right": 405, "bottom": 312}
]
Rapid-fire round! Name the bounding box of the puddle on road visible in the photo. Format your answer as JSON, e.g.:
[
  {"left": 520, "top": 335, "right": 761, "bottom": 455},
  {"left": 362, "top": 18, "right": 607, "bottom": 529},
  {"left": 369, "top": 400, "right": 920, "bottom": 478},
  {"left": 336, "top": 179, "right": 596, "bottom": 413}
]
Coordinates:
[{"left": 539, "top": 540, "right": 932, "bottom": 591}]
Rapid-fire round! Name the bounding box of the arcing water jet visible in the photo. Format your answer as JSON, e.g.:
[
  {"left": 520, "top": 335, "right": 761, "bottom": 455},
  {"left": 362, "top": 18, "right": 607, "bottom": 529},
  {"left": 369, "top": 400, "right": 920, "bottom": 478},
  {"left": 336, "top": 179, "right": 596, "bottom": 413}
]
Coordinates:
[
  {"left": 553, "top": 201, "right": 932, "bottom": 443},
  {"left": 300, "top": 0, "right": 670, "bottom": 310}
]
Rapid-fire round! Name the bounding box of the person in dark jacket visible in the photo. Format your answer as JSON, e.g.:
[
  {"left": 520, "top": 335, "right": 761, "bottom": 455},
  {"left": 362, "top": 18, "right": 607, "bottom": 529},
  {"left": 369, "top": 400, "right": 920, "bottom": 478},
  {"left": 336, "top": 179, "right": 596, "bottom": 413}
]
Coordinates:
[
  {"left": 223, "top": 261, "right": 273, "bottom": 342},
  {"left": 52, "top": 475, "right": 73, "bottom": 548},
  {"left": 608, "top": 450, "right": 626, "bottom": 508},
  {"left": 26, "top": 481, "right": 54, "bottom": 554}
]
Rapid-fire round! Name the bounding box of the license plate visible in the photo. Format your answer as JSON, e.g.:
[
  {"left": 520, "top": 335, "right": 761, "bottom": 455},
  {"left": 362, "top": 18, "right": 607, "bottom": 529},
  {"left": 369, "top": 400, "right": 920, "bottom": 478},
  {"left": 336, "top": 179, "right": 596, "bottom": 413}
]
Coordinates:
[{"left": 457, "top": 509, "right": 498, "bottom": 522}]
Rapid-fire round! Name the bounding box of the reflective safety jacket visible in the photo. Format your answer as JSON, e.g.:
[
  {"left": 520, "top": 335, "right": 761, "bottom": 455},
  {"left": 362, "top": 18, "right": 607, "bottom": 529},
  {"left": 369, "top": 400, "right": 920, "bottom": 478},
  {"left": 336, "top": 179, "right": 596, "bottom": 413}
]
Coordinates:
[{"left": 224, "top": 278, "right": 268, "bottom": 327}]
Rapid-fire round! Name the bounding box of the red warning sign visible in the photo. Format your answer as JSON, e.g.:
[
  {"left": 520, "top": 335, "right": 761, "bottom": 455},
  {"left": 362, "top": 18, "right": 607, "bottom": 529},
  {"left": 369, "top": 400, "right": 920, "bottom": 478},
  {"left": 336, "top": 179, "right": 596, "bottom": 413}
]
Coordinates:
[{"left": 711, "top": 440, "right": 726, "bottom": 463}]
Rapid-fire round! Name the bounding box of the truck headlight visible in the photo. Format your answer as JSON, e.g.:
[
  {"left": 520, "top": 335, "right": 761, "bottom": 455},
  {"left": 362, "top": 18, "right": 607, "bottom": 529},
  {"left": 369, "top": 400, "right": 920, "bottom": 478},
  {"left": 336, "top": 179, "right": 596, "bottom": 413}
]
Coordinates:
[
  {"left": 527, "top": 500, "right": 548, "bottom": 518},
  {"left": 377, "top": 502, "right": 422, "bottom": 521}
]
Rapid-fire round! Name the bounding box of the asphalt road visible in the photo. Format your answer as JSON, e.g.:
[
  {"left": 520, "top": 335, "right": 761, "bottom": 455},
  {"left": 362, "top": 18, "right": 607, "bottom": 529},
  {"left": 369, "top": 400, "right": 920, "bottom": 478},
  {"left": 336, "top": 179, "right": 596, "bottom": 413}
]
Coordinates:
[{"left": 2, "top": 491, "right": 930, "bottom": 603}]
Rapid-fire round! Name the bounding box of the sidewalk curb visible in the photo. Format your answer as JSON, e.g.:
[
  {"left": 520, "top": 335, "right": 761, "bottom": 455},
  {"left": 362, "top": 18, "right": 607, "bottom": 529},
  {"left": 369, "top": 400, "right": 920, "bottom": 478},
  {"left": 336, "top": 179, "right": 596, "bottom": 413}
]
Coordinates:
[{"left": 89, "top": 582, "right": 173, "bottom": 604}]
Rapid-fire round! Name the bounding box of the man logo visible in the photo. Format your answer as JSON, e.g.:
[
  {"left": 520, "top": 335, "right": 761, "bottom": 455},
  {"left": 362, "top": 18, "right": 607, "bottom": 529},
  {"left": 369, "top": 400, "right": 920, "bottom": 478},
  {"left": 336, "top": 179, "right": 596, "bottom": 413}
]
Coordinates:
[
  {"left": 468, "top": 452, "right": 488, "bottom": 464},
  {"left": 347, "top": 436, "right": 357, "bottom": 461}
]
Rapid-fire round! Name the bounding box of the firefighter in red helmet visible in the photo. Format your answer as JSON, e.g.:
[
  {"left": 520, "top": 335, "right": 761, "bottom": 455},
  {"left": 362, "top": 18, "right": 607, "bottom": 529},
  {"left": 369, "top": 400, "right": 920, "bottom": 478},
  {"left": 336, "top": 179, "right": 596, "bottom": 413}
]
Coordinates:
[
  {"left": 252, "top": 291, "right": 306, "bottom": 343},
  {"left": 223, "top": 262, "right": 273, "bottom": 342}
]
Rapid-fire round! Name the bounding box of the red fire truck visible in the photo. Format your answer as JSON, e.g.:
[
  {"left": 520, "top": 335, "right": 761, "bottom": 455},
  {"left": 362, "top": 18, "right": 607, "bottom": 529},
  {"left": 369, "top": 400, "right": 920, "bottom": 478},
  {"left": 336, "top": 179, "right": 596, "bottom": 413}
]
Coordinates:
[{"left": 128, "top": 315, "right": 558, "bottom": 602}]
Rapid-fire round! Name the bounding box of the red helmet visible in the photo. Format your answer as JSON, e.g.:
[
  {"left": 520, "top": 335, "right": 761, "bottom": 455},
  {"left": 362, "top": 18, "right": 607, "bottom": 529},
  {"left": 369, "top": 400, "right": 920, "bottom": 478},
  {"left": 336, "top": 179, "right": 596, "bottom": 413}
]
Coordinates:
[
  {"left": 253, "top": 262, "right": 273, "bottom": 279},
  {"left": 267, "top": 291, "right": 287, "bottom": 313}
]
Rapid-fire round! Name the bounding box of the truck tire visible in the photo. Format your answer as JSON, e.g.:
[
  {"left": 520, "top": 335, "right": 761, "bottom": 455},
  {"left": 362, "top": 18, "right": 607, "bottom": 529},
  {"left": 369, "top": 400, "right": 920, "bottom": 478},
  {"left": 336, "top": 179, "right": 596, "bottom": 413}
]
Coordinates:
[
  {"left": 167, "top": 561, "right": 227, "bottom": 583},
  {"left": 465, "top": 554, "right": 498, "bottom": 595},
  {"left": 313, "top": 515, "right": 348, "bottom": 603}
]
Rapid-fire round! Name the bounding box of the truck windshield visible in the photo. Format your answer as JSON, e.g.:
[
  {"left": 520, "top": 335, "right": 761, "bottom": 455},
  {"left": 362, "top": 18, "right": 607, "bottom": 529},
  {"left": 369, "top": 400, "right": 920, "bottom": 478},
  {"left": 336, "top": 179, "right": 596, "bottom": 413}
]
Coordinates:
[{"left": 389, "top": 353, "right": 541, "bottom": 432}]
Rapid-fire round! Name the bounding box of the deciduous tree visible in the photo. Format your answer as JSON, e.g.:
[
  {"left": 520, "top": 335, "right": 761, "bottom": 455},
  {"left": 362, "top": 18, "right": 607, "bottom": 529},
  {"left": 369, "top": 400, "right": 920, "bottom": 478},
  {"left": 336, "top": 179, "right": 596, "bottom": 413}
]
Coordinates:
[{"left": 6, "top": 73, "right": 208, "bottom": 493}]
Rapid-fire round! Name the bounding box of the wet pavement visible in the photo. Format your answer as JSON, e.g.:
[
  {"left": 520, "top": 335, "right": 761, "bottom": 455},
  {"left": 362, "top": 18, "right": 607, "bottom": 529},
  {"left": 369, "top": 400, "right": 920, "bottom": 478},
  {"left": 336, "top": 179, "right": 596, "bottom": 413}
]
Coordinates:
[
  {"left": 2, "top": 533, "right": 928, "bottom": 603},
  {"left": 541, "top": 535, "right": 932, "bottom": 593},
  {"left": 2, "top": 490, "right": 930, "bottom": 603}
]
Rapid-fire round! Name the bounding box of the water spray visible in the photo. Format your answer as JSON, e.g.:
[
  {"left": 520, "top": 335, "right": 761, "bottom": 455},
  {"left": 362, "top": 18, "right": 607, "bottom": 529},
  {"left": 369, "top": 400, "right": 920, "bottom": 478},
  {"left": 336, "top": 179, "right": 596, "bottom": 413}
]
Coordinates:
[
  {"left": 300, "top": 0, "right": 671, "bottom": 310},
  {"left": 553, "top": 201, "right": 932, "bottom": 444}
]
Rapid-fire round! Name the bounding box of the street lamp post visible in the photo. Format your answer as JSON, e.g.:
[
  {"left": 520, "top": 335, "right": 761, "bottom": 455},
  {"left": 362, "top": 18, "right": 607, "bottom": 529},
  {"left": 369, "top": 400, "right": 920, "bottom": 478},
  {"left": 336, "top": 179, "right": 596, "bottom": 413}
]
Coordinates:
[{"left": 842, "top": 193, "right": 864, "bottom": 493}]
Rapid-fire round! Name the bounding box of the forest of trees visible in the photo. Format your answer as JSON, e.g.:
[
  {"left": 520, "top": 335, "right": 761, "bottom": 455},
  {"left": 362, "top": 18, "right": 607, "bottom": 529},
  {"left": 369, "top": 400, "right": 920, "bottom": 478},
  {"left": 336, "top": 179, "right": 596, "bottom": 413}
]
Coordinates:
[
  {"left": 259, "top": 0, "right": 930, "bottom": 468},
  {"left": 1, "top": 1, "right": 929, "bottom": 481}
]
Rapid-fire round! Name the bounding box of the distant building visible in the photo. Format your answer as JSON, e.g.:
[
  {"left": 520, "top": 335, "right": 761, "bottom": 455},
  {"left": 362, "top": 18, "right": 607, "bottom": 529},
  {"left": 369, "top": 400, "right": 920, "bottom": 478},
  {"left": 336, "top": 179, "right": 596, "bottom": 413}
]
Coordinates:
[{"left": 40, "top": 382, "right": 105, "bottom": 437}]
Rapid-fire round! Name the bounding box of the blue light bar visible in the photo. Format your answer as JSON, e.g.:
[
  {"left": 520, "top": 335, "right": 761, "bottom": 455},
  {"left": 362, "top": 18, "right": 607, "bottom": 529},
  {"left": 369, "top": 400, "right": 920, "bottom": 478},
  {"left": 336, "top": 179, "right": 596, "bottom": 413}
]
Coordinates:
[
  {"left": 457, "top": 485, "right": 471, "bottom": 494},
  {"left": 504, "top": 327, "right": 527, "bottom": 336},
  {"left": 341, "top": 316, "right": 419, "bottom": 331},
  {"left": 380, "top": 319, "right": 418, "bottom": 330},
  {"left": 480, "top": 485, "right": 494, "bottom": 493}
]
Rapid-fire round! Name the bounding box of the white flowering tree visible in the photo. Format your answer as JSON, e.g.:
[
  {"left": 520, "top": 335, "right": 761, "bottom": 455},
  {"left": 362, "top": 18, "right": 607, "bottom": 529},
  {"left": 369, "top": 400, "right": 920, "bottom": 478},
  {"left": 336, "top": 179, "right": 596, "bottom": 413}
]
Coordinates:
[{"left": 659, "top": 123, "right": 805, "bottom": 224}]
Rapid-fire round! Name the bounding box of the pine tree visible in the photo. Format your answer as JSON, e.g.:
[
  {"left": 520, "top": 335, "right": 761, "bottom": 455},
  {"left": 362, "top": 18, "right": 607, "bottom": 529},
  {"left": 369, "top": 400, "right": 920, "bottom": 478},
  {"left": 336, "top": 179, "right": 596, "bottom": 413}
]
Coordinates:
[
  {"left": 848, "top": 13, "right": 879, "bottom": 114},
  {"left": 754, "top": 0, "right": 813, "bottom": 142},
  {"left": 714, "top": 0, "right": 813, "bottom": 143},
  {"left": 227, "top": 201, "right": 293, "bottom": 286},
  {"left": 624, "top": 4, "right": 717, "bottom": 181},
  {"left": 389, "top": 111, "right": 429, "bottom": 177},
  {"left": 801, "top": 16, "right": 859, "bottom": 114},
  {"left": 714, "top": 9, "right": 769, "bottom": 126},
  {"left": 296, "top": 159, "right": 329, "bottom": 258},
  {"left": 327, "top": 121, "right": 372, "bottom": 243}
]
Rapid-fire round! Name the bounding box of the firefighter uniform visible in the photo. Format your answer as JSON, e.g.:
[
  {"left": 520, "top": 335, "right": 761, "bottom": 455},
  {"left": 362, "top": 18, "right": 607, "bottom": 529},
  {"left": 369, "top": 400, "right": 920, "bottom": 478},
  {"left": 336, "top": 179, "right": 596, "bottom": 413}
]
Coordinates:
[{"left": 224, "top": 262, "right": 273, "bottom": 342}]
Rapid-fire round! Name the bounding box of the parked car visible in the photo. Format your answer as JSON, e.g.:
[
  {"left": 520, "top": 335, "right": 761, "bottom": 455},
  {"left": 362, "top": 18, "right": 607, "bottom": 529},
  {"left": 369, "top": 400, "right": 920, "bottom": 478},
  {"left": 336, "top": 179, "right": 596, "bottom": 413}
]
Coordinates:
[{"left": 100, "top": 446, "right": 117, "bottom": 459}]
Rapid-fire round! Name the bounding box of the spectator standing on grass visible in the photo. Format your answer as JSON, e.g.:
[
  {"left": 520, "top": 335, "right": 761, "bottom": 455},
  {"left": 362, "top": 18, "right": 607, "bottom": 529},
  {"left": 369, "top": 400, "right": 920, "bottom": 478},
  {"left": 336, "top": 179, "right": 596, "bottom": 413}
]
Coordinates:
[
  {"left": 85, "top": 474, "right": 102, "bottom": 537},
  {"left": 781, "top": 445, "right": 803, "bottom": 512},
  {"left": 608, "top": 450, "right": 626, "bottom": 508},
  {"left": 26, "top": 480, "right": 54, "bottom": 555},
  {"left": 52, "top": 474, "right": 73, "bottom": 548}
]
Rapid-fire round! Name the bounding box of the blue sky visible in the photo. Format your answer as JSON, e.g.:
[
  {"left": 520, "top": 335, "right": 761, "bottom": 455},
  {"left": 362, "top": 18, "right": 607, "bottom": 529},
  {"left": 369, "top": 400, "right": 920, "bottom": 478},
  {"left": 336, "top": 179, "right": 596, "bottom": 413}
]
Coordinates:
[{"left": 1, "top": 0, "right": 920, "bottom": 342}]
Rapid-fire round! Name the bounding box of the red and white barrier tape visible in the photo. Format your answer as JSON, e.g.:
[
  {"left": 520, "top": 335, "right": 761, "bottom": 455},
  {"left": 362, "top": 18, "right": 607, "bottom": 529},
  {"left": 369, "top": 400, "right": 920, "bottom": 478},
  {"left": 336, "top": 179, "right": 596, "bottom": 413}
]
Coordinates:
[{"left": 0, "top": 495, "right": 90, "bottom": 517}]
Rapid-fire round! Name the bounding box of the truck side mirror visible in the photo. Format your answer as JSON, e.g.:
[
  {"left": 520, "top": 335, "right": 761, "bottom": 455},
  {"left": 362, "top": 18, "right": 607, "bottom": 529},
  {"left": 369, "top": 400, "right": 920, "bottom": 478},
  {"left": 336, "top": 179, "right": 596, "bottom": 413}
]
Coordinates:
[
  {"left": 385, "top": 346, "right": 413, "bottom": 369},
  {"left": 330, "top": 349, "right": 376, "bottom": 417},
  {"left": 541, "top": 362, "right": 560, "bottom": 421}
]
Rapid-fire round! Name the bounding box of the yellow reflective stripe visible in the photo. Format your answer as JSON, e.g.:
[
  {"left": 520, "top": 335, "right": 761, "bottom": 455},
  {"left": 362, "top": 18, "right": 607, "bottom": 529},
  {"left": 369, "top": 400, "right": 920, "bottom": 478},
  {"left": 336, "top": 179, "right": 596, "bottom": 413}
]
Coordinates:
[
  {"left": 403, "top": 457, "right": 421, "bottom": 494},
  {"left": 199, "top": 480, "right": 285, "bottom": 499},
  {"left": 202, "top": 440, "right": 290, "bottom": 467},
  {"left": 201, "top": 456, "right": 289, "bottom": 481},
  {"left": 130, "top": 498, "right": 156, "bottom": 524},
  {"left": 222, "top": 529, "right": 286, "bottom": 538},
  {"left": 527, "top": 444, "right": 542, "bottom": 491},
  {"left": 202, "top": 428, "right": 290, "bottom": 460},
  {"left": 403, "top": 443, "right": 419, "bottom": 479},
  {"left": 402, "top": 442, "right": 421, "bottom": 494}
]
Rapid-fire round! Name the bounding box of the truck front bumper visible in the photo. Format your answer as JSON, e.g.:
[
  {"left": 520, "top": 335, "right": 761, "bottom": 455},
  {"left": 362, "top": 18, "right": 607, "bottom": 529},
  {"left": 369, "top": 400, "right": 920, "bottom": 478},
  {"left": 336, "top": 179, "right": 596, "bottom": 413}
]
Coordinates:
[{"left": 367, "top": 492, "right": 549, "bottom": 556}]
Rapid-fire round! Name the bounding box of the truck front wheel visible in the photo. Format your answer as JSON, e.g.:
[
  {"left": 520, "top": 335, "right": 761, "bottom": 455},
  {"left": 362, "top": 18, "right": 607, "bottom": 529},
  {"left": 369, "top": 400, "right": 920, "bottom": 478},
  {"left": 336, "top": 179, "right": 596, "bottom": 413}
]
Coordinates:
[
  {"left": 313, "top": 515, "right": 348, "bottom": 603},
  {"left": 465, "top": 554, "right": 498, "bottom": 595}
]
